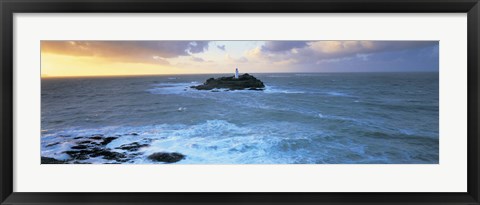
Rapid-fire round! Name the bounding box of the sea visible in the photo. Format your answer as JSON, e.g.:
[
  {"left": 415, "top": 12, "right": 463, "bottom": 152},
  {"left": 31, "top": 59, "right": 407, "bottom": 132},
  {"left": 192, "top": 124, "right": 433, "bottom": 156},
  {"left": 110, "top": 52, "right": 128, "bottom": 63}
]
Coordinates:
[{"left": 41, "top": 72, "right": 439, "bottom": 164}]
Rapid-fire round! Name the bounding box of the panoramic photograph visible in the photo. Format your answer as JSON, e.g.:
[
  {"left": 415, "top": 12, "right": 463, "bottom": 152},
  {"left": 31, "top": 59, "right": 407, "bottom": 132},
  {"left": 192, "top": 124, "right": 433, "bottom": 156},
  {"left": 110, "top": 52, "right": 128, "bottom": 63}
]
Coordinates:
[{"left": 40, "top": 40, "right": 439, "bottom": 164}]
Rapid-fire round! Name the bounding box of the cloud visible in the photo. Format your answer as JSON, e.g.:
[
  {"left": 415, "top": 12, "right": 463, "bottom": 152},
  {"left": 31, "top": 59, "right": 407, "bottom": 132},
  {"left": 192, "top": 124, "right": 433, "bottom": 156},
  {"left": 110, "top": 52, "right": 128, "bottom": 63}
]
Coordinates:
[
  {"left": 152, "top": 56, "right": 170, "bottom": 65},
  {"left": 41, "top": 41, "right": 210, "bottom": 64},
  {"left": 191, "top": 56, "right": 205, "bottom": 62},
  {"left": 237, "top": 57, "right": 248, "bottom": 63},
  {"left": 42, "top": 40, "right": 439, "bottom": 73},
  {"left": 261, "top": 41, "right": 308, "bottom": 52},
  {"left": 225, "top": 54, "right": 248, "bottom": 63},
  {"left": 250, "top": 41, "right": 438, "bottom": 66},
  {"left": 307, "top": 41, "right": 436, "bottom": 59},
  {"left": 217, "top": 45, "right": 226, "bottom": 51},
  {"left": 187, "top": 41, "right": 209, "bottom": 53},
  {"left": 246, "top": 47, "right": 262, "bottom": 59}
]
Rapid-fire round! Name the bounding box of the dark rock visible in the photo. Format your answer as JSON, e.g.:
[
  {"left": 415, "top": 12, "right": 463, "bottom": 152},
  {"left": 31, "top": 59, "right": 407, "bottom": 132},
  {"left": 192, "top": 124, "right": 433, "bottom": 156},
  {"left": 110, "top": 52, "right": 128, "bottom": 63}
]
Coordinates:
[
  {"left": 116, "top": 142, "right": 149, "bottom": 151},
  {"left": 59, "top": 133, "right": 132, "bottom": 162},
  {"left": 71, "top": 145, "right": 88, "bottom": 149},
  {"left": 54, "top": 132, "right": 153, "bottom": 163},
  {"left": 116, "top": 158, "right": 130, "bottom": 163},
  {"left": 73, "top": 136, "right": 84, "bottom": 139},
  {"left": 41, "top": 157, "right": 66, "bottom": 164},
  {"left": 190, "top": 73, "right": 265, "bottom": 91},
  {"left": 100, "top": 137, "right": 118, "bottom": 145},
  {"left": 147, "top": 152, "right": 185, "bottom": 163},
  {"left": 46, "top": 142, "right": 61, "bottom": 147},
  {"left": 65, "top": 148, "right": 126, "bottom": 162},
  {"left": 65, "top": 150, "right": 91, "bottom": 160},
  {"left": 97, "top": 150, "right": 127, "bottom": 160},
  {"left": 72, "top": 161, "right": 92, "bottom": 164},
  {"left": 89, "top": 135, "right": 103, "bottom": 140}
]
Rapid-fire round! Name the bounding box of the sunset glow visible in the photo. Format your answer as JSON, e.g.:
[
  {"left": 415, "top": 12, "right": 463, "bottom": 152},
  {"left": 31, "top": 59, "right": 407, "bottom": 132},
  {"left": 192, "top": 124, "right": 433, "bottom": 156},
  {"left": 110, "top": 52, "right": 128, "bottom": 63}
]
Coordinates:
[{"left": 41, "top": 40, "right": 439, "bottom": 77}]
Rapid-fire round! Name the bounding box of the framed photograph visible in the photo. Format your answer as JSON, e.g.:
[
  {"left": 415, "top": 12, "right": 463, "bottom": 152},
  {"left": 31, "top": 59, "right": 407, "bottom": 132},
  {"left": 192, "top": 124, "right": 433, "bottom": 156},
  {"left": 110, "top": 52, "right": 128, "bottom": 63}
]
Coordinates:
[{"left": 1, "top": 0, "right": 479, "bottom": 204}]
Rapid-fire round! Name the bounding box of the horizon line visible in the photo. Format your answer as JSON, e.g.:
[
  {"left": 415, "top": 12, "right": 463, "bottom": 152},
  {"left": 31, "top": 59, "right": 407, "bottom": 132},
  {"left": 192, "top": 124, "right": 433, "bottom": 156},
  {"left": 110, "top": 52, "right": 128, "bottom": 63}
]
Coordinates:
[{"left": 41, "top": 70, "right": 439, "bottom": 79}]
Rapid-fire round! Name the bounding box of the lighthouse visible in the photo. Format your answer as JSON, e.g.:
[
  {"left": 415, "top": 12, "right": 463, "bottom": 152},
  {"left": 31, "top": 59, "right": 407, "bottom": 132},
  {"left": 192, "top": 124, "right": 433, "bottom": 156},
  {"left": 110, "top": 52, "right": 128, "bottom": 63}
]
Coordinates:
[{"left": 235, "top": 67, "right": 239, "bottom": 79}]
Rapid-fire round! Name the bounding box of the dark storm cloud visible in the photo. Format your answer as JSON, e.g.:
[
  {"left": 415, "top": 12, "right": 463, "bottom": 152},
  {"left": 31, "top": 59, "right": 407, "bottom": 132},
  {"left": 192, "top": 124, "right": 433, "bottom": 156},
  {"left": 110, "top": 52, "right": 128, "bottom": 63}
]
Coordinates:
[
  {"left": 187, "top": 41, "right": 210, "bottom": 53},
  {"left": 255, "top": 41, "right": 438, "bottom": 65},
  {"left": 261, "top": 41, "right": 308, "bottom": 52},
  {"left": 248, "top": 40, "right": 439, "bottom": 72}
]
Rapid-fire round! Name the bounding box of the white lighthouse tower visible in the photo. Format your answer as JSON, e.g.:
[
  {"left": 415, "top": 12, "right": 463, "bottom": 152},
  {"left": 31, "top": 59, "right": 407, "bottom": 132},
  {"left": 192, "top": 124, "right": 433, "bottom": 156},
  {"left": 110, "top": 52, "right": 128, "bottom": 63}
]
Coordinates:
[{"left": 235, "top": 67, "right": 239, "bottom": 79}]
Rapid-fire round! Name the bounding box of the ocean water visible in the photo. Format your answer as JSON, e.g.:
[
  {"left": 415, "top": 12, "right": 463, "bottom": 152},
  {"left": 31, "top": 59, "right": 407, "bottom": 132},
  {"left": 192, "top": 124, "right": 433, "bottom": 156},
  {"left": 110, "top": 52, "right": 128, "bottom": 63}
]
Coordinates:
[{"left": 41, "top": 72, "right": 439, "bottom": 164}]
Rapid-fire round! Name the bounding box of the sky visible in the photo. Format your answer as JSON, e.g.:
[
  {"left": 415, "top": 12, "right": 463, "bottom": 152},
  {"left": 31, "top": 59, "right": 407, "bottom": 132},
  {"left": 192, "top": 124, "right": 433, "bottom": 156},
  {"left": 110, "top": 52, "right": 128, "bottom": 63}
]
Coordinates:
[{"left": 41, "top": 40, "right": 439, "bottom": 77}]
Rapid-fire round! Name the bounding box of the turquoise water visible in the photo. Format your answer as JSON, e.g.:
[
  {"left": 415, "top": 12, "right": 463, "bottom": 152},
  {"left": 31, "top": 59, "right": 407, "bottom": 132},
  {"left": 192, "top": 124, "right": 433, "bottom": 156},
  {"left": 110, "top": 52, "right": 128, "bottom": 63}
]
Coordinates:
[{"left": 41, "top": 72, "right": 439, "bottom": 164}]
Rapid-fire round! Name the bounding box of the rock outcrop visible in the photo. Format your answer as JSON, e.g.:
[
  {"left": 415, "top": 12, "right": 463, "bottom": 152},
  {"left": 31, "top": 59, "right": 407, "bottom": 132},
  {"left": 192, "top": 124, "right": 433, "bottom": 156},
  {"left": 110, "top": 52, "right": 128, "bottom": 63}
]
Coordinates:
[
  {"left": 41, "top": 156, "right": 66, "bottom": 164},
  {"left": 191, "top": 73, "right": 265, "bottom": 91},
  {"left": 147, "top": 152, "right": 185, "bottom": 163},
  {"left": 42, "top": 133, "right": 186, "bottom": 164}
]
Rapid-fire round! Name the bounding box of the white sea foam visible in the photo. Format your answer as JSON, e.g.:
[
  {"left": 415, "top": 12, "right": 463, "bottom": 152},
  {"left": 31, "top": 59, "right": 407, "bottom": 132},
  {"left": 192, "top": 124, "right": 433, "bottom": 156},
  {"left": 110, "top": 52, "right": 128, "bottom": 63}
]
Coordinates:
[
  {"left": 326, "top": 91, "right": 350, "bottom": 97},
  {"left": 41, "top": 116, "right": 438, "bottom": 164},
  {"left": 42, "top": 73, "right": 439, "bottom": 164},
  {"left": 177, "top": 107, "right": 187, "bottom": 112},
  {"left": 148, "top": 82, "right": 309, "bottom": 95},
  {"left": 263, "top": 86, "right": 306, "bottom": 94},
  {"left": 147, "top": 82, "right": 195, "bottom": 95},
  {"left": 41, "top": 120, "right": 331, "bottom": 164}
]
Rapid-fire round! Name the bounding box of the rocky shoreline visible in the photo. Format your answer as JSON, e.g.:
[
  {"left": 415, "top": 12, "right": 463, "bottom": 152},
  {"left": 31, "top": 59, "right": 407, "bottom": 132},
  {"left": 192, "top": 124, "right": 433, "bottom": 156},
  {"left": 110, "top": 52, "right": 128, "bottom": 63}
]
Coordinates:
[
  {"left": 41, "top": 133, "right": 186, "bottom": 164},
  {"left": 190, "top": 73, "right": 265, "bottom": 91}
]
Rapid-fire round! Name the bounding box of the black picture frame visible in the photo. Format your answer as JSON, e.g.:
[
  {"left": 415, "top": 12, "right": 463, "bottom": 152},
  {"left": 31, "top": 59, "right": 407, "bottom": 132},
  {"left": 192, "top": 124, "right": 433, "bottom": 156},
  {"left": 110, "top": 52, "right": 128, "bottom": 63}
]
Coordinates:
[{"left": 1, "top": 0, "right": 479, "bottom": 204}]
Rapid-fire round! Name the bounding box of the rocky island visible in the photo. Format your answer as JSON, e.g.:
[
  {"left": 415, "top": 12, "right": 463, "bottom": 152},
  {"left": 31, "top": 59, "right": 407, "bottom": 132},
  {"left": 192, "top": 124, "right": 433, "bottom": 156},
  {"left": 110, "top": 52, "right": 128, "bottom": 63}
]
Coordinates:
[{"left": 191, "top": 73, "right": 265, "bottom": 91}]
